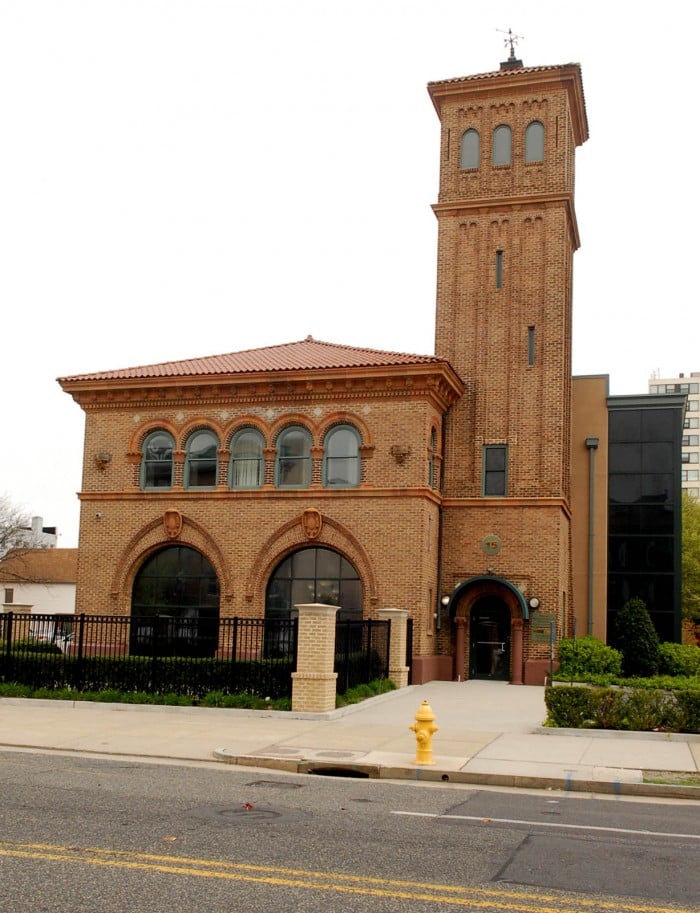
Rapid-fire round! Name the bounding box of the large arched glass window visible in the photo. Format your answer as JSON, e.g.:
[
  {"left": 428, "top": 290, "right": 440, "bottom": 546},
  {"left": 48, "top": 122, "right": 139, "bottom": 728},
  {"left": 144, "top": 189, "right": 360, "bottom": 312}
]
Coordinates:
[
  {"left": 141, "top": 430, "right": 174, "bottom": 489},
  {"left": 266, "top": 547, "right": 362, "bottom": 621},
  {"left": 459, "top": 129, "right": 480, "bottom": 169},
  {"left": 492, "top": 124, "right": 512, "bottom": 166},
  {"left": 185, "top": 430, "right": 219, "bottom": 488},
  {"left": 525, "top": 120, "right": 545, "bottom": 162},
  {"left": 230, "top": 428, "right": 265, "bottom": 489},
  {"left": 131, "top": 545, "right": 220, "bottom": 657},
  {"left": 276, "top": 426, "right": 312, "bottom": 488},
  {"left": 323, "top": 425, "right": 360, "bottom": 488}
]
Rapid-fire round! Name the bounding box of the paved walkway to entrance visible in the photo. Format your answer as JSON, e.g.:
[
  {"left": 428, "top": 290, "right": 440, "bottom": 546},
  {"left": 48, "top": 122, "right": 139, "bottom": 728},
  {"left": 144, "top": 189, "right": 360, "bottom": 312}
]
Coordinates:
[{"left": 1, "top": 681, "right": 698, "bottom": 798}]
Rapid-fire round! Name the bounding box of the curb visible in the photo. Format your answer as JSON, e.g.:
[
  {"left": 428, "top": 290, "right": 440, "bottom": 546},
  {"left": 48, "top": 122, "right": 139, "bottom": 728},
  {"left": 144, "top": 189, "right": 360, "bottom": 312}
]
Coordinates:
[{"left": 211, "top": 750, "right": 700, "bottom": 800}]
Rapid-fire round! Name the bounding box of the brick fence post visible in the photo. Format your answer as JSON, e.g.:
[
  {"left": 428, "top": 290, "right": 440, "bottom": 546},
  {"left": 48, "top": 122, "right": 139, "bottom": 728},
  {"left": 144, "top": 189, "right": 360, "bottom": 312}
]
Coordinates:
[
  {"left": 291, "top": 603, "right": 339, "bottom": 712},
  {"left": 377, "top": 608, "right": 410, "bottom": 688}
]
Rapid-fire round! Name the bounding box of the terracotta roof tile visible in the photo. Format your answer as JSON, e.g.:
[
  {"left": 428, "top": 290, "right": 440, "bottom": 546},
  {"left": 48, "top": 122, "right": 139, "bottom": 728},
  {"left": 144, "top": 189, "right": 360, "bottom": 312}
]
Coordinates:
[
  {"left": 427, "top": 62, "right": 582, "bottom": 88},
  {"left": 59, "top": 336, "right": 445, "bottom": 383},
  {"left": 0, "top": 549, "right": 78, "bottom": 584}
]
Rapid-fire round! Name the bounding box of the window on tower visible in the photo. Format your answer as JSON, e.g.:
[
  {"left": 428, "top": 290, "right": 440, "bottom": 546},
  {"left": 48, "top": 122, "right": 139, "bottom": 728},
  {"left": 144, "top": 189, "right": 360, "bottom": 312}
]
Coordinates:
[
  {"left": 459, "top": 129, "right": 480, "bottom": 169},
  {"left": 492, "top": 125, "right": 512, "bottom": 166},
  {"left": 483, "top": 445, "right": 508, "bottom": 496},
  {"left": 496, "top": 250, "right": 504, "bottom": 288},
  {"left": 525, "top": 121, "right": 545, "bottom": 162}
]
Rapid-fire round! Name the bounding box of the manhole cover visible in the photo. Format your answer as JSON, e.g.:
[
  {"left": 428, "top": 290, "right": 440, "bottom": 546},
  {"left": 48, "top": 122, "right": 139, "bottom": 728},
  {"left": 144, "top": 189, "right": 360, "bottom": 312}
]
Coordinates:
[{"left": 188, "top": 804, "right": 309, "bottom": 825}]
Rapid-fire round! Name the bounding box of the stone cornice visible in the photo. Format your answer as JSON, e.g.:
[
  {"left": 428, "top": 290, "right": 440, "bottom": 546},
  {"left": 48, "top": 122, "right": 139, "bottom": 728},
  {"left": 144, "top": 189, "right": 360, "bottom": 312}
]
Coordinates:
[
  {"left": 64, "top": 363, "right": 465, "bottom": 414},
  {"left": 432, "top": 193, "right": 580, "bottom": 250}
]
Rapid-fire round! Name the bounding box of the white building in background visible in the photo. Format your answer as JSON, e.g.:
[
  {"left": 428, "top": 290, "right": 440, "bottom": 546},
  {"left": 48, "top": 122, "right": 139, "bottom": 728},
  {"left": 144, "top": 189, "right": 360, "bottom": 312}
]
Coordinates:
[
  {"left": 0, "top": 548, "right": 77, "bottom": 614},
  {"left": 20, "top": 516, "right": 58, "bottom": 549},
  {"left": 649, "top": 372, "right": 700, "bottom": 499}
]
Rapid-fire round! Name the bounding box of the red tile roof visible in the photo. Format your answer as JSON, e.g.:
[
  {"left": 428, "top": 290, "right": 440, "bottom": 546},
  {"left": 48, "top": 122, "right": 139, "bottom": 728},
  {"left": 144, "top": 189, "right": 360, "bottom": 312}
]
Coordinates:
[
  {"left": 427, "top": 62, "right": 582, "bottom": 88},
  {"left": 0, "top": 549, "right": 78, "bottom": 584},
  {"left": 59, "top": 336, "right": 447, "bottom": 383}
]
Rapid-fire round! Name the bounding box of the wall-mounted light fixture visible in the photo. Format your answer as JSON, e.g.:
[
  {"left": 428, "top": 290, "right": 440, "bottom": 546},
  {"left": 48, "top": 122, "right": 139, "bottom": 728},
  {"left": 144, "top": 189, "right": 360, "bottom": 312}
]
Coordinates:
[
  {"left": 528, "top": 597, "right": 540, "bottom": 610},
  {"left": 390, "top": 444, "right": 412, "bottom": 465},
  {"left": 94, "top": 452, "right": 112, "bottom": 470}
]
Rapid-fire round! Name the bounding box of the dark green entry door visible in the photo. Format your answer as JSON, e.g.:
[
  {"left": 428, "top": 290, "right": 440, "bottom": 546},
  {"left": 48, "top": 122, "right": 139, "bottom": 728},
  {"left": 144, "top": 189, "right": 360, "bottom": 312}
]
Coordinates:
[{"left": 470, "top": 599, "right": 510, "bottom": 680}]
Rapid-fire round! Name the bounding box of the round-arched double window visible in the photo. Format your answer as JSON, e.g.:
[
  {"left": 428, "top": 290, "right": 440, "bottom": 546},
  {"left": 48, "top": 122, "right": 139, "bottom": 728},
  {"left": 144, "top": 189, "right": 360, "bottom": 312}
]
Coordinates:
[{"left": 266, "top": 547, "right": 362, "bottom": 621}]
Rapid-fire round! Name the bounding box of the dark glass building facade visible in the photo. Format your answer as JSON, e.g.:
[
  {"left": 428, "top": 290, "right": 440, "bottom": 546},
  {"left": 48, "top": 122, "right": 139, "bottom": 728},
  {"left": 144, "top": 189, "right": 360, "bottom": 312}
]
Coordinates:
[{"left": 607, "top": 395, "right": 686, "bottom": 643}]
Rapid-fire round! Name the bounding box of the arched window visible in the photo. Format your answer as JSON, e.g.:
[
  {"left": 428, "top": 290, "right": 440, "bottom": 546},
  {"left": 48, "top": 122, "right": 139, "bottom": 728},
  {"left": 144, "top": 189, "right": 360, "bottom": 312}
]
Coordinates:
[
  {"left": 131, "top": 545, "right": 220, "bottom": 657},
  {"left": 230, "top": 428, "right": 265, "bottom": 489},
  {"left": 492, "top": 124, "right": 512, "bottom": 166},
  {"left": 429, "top": 428, "right": 438, "bottom": 488},
  {"left": 141, "top": 430, "right": 174, "bottom": 489},
  {"left": 323, "top": 425, "right": 360, "bottom": 488},
  {"left": 459, "top": 129, "right": 480, "bottom": 169},
  {"left": 266, "top": 547, "right": 362, "bottom": 621},
  {"left": 525, "top": 120, "right": 545, "bottom": 163},
  {"left": 276, "top": 426, "right": 312, "bottom": 488},
  {"left": 185, "top": 429, "right": 219, "bottom": 488}
]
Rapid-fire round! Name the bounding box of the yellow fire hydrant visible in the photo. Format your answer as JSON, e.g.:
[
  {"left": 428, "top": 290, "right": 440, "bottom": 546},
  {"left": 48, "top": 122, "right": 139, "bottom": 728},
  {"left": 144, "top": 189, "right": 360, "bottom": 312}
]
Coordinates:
[{"left": 410, "top": 700, "right": 438, "bottom": 765}]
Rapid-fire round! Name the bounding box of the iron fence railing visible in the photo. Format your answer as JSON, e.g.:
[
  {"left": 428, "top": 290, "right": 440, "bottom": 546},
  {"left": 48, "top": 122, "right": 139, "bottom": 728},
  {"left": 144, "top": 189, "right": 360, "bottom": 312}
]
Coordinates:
[
  {"left": 334, "top": 618, "right": 390, "bottom": 693},
  {"left": 0, "top": 613, "right": 298, "bottom": 699},
  {"left": 1, "top": 612, "right": 393, "bottom": 699}
]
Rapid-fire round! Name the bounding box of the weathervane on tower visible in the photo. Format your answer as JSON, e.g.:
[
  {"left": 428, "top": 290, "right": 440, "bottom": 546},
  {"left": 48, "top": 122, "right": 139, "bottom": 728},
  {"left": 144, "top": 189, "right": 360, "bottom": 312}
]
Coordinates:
[{"left": 497, "top": 27, "right": 524, "bottom": 69}]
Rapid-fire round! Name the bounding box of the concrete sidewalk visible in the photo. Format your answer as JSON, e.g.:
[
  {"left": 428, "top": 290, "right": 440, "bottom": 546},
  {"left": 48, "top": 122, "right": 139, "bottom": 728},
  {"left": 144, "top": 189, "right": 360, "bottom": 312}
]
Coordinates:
[{"left": 1, "top": 681, "right": 699, "bottom": 799}]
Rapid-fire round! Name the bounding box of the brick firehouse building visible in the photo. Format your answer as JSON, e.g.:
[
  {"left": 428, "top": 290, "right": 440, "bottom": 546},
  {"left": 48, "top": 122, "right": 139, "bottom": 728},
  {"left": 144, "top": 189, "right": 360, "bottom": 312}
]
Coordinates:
[{"left": 60, "top": 56, "right": 614, "bottom": 685}]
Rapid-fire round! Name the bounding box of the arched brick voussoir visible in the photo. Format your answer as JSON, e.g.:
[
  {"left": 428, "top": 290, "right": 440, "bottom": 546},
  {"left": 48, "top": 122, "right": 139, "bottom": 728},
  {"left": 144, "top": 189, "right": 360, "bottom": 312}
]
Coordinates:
[
  {"left": 245, "top": 513, "right": 379, "bottom": 611},
  {"left": 109, "top": 513, "right": 234, "bottom": 606}
]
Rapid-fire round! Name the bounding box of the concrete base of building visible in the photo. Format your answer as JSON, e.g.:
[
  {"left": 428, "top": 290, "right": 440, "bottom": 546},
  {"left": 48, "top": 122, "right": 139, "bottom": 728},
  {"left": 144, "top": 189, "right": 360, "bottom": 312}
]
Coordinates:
[
  {"left": 411, "top": 654, "right": 453, "bottom": 683},
  {"left": 524, "top": 659, "right": 558, "bottom": 686}
]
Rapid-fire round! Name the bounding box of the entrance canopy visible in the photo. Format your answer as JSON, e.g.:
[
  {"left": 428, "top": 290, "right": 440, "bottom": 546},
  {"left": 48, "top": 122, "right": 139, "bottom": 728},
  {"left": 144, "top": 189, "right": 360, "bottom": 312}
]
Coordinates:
[{"left": 445, "top": 575, "right": 530, "bottom": 620}]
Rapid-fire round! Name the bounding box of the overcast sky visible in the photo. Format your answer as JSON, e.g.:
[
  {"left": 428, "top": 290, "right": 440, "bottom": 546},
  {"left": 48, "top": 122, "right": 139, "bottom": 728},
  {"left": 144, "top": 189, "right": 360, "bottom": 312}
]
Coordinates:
[{"left": 1, "top": 1, "right": 698, "bottom": 548}]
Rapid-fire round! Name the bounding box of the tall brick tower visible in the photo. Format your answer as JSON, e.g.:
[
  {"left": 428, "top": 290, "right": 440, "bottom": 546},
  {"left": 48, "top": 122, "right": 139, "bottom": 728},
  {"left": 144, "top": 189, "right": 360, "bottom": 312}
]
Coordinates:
[{"left": 428, "top": 52, "right": 589, "bottom": 684}]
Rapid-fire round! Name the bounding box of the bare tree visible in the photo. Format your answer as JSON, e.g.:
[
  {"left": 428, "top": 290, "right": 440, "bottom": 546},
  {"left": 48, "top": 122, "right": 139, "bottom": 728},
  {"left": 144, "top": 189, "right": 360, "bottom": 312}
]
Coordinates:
[{"left": 0, "top": 495, "right": 43, "bottom": 559}]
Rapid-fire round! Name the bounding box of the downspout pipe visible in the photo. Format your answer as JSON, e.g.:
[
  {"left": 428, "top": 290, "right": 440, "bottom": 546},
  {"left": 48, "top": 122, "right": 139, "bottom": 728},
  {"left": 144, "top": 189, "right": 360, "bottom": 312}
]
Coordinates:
[{"left": 585, "top": 437, "right": 599, "bottom": 636}]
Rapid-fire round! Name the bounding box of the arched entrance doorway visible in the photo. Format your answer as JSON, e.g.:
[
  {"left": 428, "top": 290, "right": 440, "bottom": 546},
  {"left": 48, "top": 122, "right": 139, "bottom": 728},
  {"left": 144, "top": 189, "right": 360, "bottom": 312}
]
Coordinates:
[
  {"left": 469, "top": 597, "right": 510, "bottom": 680},
  {"left": 131, "top": 545, "right": 220, "bottom": 657},
  {"left": 448, "top": 575, "right": 529, "bottom": 684}
]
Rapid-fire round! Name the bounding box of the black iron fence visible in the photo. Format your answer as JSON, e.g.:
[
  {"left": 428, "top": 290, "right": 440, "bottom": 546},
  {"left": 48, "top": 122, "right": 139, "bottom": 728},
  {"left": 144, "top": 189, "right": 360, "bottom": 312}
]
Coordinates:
[
  {"left": 0, "top": 612, "right": 393, "bottom": 699},
  {"left": 334, "top": 618, "right": 390, "bottom": 693},
  {"left": 0, "top": 613, "right": 298, "bottom": 699}
]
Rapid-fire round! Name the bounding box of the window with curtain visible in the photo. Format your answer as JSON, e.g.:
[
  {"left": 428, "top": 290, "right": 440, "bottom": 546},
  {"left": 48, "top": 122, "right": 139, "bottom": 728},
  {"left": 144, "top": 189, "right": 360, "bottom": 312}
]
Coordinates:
[
  {"left": 276, "top": 426, "right": 312, "bottom": 488},
  {"left": 141, "top": 430, "right": 174, "bottom": 489},
  {"left": 525, "top": 120, "right": 545, "bottom": 162},
  {"left": 185, "top": 429, "right": 219, "bottom": 488},
  {"left": 492, "top": 124, "right": 512, "bottom": 166},
  {"left": 230, "top": 428, "right": 265, "bottom": 489},
  {"left": 323, "top": 425, "right": 360, "bottom": 488},
  {"left": 459, "top": 129, "right": 480, "bottom": 169}
]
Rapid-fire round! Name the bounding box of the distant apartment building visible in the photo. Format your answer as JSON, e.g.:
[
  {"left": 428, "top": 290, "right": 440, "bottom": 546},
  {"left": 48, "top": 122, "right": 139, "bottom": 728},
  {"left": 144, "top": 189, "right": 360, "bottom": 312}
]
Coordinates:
[{"left": 648, "top": 373, "right": 700, "bottom": 499}]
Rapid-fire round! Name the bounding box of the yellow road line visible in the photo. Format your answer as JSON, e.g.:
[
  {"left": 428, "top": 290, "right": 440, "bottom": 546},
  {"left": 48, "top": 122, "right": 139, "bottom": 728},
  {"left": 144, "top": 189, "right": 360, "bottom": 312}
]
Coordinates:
[{"left": 0, "top": 841, "right": 693, "bottom": 913}]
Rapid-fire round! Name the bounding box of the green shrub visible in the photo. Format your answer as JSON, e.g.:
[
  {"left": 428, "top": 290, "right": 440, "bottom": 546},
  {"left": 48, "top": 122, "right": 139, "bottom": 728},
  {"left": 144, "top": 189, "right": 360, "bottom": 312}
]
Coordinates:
[
  {"left": 659, "top": 642, "right": 700, "bottom": 677},
  {"left": 614, "top": 598, "right": 661, "bottom": 677},
  {"left": 11, "top": 639, "right": 62, "bottom": 655},
  {"left": 557, "top": 635, "right": 622, "bottom": 678},
  {"left": 545, "top": 685, "right": 698, "bottom": 733},
  {"left": 676, "top": 691, "right": 700, "bottom": 733},
  {"left": 336, "top": 677, "right": 396, "bottom": 708}
]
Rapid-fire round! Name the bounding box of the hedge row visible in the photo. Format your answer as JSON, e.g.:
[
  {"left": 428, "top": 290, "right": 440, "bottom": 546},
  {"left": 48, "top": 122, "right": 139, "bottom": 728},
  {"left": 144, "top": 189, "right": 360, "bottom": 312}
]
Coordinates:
[
  {"left": 0, "top": 653, "right": 294, "bottom": 699},
  {"left": 545, "top": 685, "right": 700, "bottom": 733}
]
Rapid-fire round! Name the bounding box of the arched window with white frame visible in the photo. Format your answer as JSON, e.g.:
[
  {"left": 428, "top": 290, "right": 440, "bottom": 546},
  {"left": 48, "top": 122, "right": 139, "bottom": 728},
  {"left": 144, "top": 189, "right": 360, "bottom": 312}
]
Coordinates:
[
  {"left": 460, "top": 129, "right": 480, "bottom": 169},
  {"left": 525, "top": 120, "right": 545, "bottom": 163},
  {"left": 323, "top": 425, "right": 360, "bottom": 488},
  {"left": 230, "top": 428, "right": 265, "bottom": 489}
]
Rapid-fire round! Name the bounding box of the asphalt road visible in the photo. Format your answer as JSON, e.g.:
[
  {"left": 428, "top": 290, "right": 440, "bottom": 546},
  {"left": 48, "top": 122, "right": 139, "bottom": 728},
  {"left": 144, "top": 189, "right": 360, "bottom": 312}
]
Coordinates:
[{"left": 0, "top": 750, "right": 698, "bottom": 913}]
